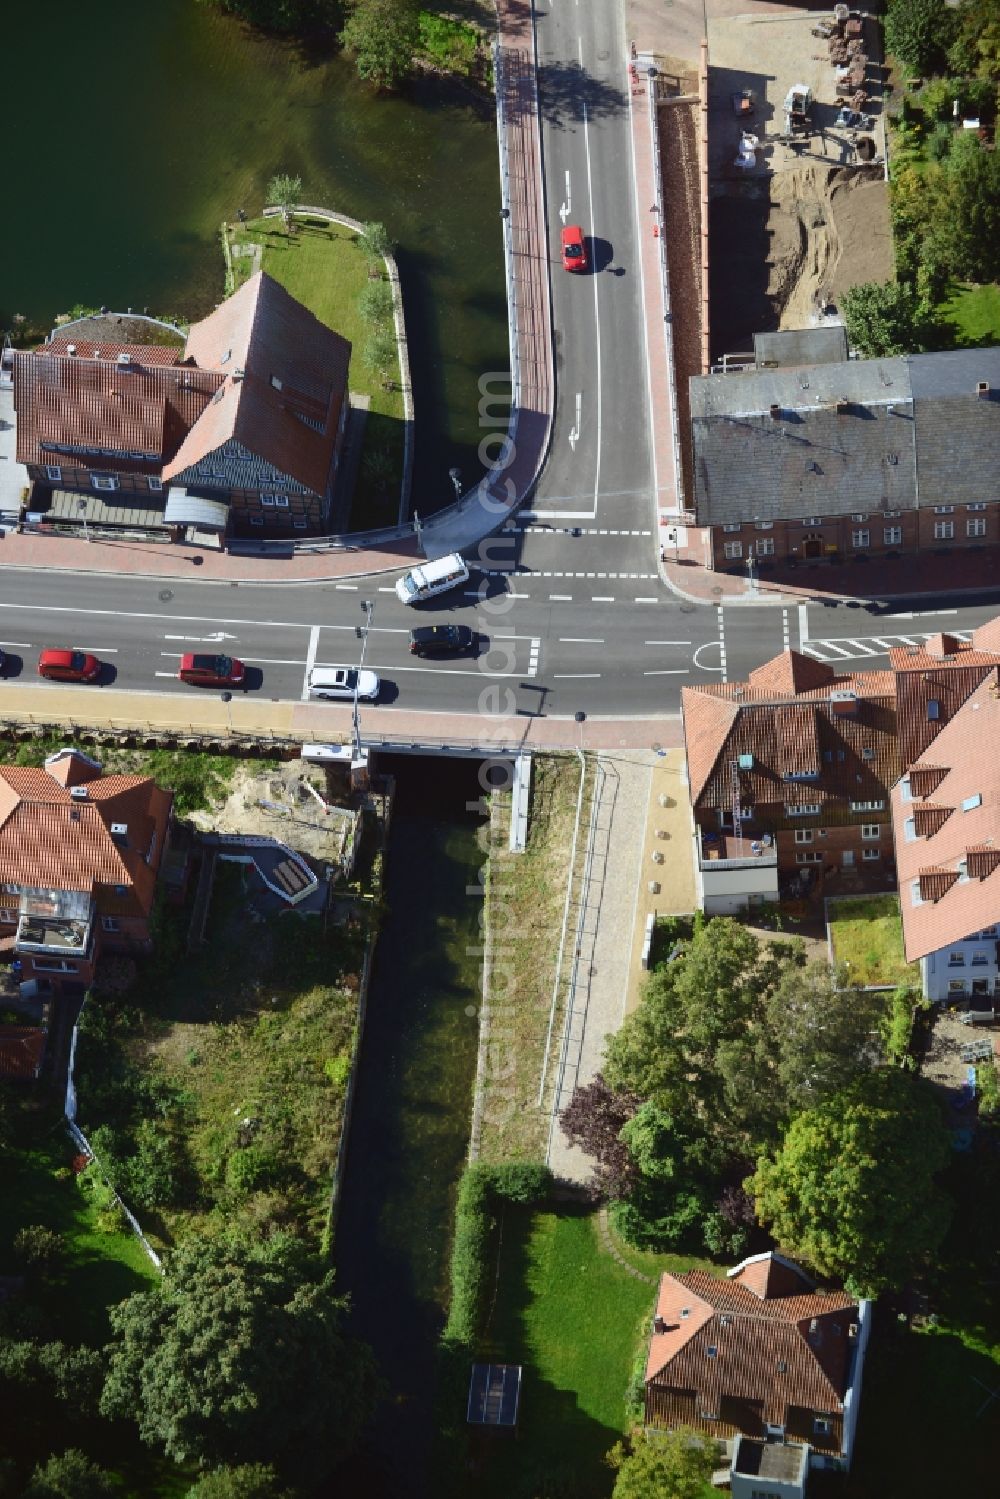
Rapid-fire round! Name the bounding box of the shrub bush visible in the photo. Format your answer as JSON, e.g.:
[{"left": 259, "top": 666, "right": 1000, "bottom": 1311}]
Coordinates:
[{"left": 442, "top": 1163, "right": 551, "bottom": 1345}]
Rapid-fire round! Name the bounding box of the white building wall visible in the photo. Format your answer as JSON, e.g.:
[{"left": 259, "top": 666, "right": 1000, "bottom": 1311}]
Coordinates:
[
  {"left": 921, "top": 924, "right": 1000, "bottom": 1001},
  {"left": 840, "top": 1298, "right": 873, "bottom": 1468},
  {"left": 701, "top": 860, "right": 779, "bottom": 916}
]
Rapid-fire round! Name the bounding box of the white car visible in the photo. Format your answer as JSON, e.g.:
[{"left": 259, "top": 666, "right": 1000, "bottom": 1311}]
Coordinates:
[{"left": 307, "top": 666, "right": 380, "bottom": 701}]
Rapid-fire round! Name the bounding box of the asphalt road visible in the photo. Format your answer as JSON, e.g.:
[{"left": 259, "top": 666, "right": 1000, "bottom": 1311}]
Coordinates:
[{"left": 2, "top": 6, "right": 999, "bottom": 729}]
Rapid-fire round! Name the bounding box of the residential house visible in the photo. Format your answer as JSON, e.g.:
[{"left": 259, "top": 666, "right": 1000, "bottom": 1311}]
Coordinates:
[
  {"left": 0, "top": 1026, "right": 46, "bottom": 1080},
  {"left": 0, "top": 749, "right": 173, "bottom": 992},
  {"left": 889, "top": 620, "right": 1000, "bottom": 766},
  {"left": 13, "top": 271, "right": 351, "bottom": 538},
  {"left": 893, "top": 668, "right": 1000, "bottom": 1003},
  {"left": 645, "top": 1251, "right": 870, "bottom": 1499},
  {"left": 682, "top": 651, "right": 899, "bottom": 913},
  {"left": 689, "top": 346, "right": 1000, "bottom": 574}
]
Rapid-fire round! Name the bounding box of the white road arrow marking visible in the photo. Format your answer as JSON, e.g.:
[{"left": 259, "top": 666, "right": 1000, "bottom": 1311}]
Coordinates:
[
  {"left": 163, "top": 632, "right": 238, "bottom": 642},
  {"left": 558, "top": 171, "right": 572, "bottom": 224},
  {"left": 568, "top": 392, "right": 582, "bottom": 451}
]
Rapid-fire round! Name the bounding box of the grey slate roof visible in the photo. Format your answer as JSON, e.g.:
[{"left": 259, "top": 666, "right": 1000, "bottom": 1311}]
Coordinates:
[
  {"left": 909, "top": 349, "right": 1000, "bottom": 509},
  {"left": 690, "top": 358, "right": 914, "bottom": 525},
  {"left": 690, "top": 348, "right": 1000, "bottom": 526}
]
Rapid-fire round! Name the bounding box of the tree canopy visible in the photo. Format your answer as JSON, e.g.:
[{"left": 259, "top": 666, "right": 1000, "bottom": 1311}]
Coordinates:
[
  {"left": 841, "top": 280, "right": 926, "bottom": 358},
  {"left": 265, "top": 174, "right": 303, "bottom": 230},
  {"left": 340, "top": 0, "right": 419, "bottom": 91},
  {"left": 186, "top": 1465, "right": 291, "bottom": 1499},
  {"left": 751, "top": 1069, "right": 953, "bottom": 1297},
  {"left": 884, "top": 0, "right": 957, "bottom": 75},
  {"left": 20, "top": 1450, "right": 116, "bottom": 1499},
  {"left": 101, "top": 1236, "right": 379, "bottom": 1482},
  {"left": 607, "top": 1427, "right": 717, "bottom": 1499}
]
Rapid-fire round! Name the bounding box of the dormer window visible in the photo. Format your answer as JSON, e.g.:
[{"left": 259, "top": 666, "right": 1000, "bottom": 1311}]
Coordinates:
[
  {"left": 786, "top": 770, "right": 819, "bottom": 782},
  {"left": 706, "top": 1346, "right": 718, "bottom": 1359},
  {"left": 927, "top": 700, "right": 940, "bottom": 721}
]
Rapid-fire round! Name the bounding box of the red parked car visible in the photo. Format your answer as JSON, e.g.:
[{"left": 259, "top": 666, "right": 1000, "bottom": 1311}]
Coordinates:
[
  {"left": 37, "top": 649, "right": 102, "bottom": 683},
  {"left": 561, "top": 224, "right": 588, "bottom": 272},
  {"left": 178, "top": 653, "right": 247, "bottom": 689}
]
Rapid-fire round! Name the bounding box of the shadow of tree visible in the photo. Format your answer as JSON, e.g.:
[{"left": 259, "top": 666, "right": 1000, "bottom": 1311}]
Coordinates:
[{"left": 537, "top": 60, "right": 627, "bottom": 129}]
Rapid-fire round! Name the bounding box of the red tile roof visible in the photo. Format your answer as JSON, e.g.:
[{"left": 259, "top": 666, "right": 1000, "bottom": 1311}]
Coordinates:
[
  {"left": 893, "top": 670, "right": 1000, "bottom": 960},
  {"left": 0, "top": 751, "right": 171, "bottom": 919},
  {"left": 645, "top": 1253, "right": 858, "bottom": 1431},
  {"left": 14, "top": 272, "right": 350, "bottom": 500},
  {"left": 682, "top": 653, "right": 898, "bottom": 813},
  {"left": 164, "top": 272, "right": 351, "bottom": 497},
  {"left": 13, "top": 350, "right": 222, "bottom": 475},
  {"left": 0, "top": 1026, "right": 46, "bottom": 1080},
  {"left": 889, "top": 629, "right": 1000, "bottom": 766}
]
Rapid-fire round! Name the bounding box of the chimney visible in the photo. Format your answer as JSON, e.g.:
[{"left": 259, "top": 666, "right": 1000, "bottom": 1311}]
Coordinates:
[
  {"left": 116, "top": 351, "right": 131, "bottom": 367},
  {"left": 66, "top": 344, "right": 77, "bottom": 356},
  {"left": 829, "top": 689, "right": 859, "bottom": 718},
  {"left": 653, "top": 1315, "right": 667, "bottom": 1334},
  {"left": 233, "top": 367, "right": 246, "bottom": 382},
  {"left": 769, "top": 403, "right": 782, "bottom": 420},
  {"left": 836, "top": 396, "right": 850, "bottom": 415},
  {"left": 70, "top": 786, "right": 89, "bottom": 801},
  {"left": 978, "top": 381, "right": 991, "bottom": 399},
  {"left": 110, "top": 822, "right": 128, "bottom": 845}
]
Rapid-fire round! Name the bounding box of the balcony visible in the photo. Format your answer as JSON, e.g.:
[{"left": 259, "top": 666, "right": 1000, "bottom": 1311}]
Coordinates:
[
  {"left": 16, "top": 916, "right": 92, "bottom": 956},
  {"left": 699, "top": 829, "right": 777, "bottom": 870}
]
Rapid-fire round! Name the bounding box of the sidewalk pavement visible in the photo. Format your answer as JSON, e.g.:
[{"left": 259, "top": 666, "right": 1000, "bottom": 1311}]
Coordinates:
[
  {"left": 662, "top": 537, "right": 1000, "bottom": 608},
  {"left": 0, "top": 682, "right": 684, "bottom": 753},
  {"left": 548, "top": 750, "right": 656, "bottom": 1184},
  {"left": 625, "top": 748, "right": 697, "bottom": 1017}
]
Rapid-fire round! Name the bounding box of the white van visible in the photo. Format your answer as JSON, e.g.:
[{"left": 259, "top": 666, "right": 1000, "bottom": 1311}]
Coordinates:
[{"left": 395, "top": 552, "right": 469, "bottom": 606}]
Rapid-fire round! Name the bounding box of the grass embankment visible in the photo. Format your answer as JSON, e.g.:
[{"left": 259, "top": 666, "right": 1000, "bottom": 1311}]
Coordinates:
[
  {"left": 827, "top": 894, "right": 919, "bottom": 988},
  {"left": 76, "top": 861, "right": 364, "bottom": 1249},
  {"left": 226, "top": 215, "right": 405, "bottom": 530},
  {"left": 476, "top": 1210, "right": 658, "bottom": 1499},
  {"left": 0, "top": 732, "right": 241, "bottom": 816},
  {"left": 477, "top": 756, "right": 591, "bottom": 1162},
  {"left": 934, "top": 281, "right": 1000, "bottom": 347}
]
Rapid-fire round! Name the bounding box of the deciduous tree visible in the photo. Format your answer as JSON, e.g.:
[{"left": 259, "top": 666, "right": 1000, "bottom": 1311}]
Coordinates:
[
  {"left": 884, "top": 0, "right": 957, "bottom": 76},
  {"left": 751, "top": 1069, "right": 952, "bottom": 1296},
  {"left": 265, "top": 173, "right": 302, "bottom": 231},
  {"left": 186, "top": 1465, "right": 291, "bottom": 1499},
  {"left": 607, "top": 1427, "right": 716, "bottom": 1499},
  {"left": 101, "top": 1237, "right": 379, "bottom": 1482},
  {"left": 559, "top": 1074, "right": 641, "bottom": 1198},
  {"left": 841, "top": 280, "right": 926, "bottom": 357},
  {"left": 341, "top": 0, "right": 418, "bottom": 91},
  {"left": 21, "top": 1450, "right": 115, "bottom": 1499}
]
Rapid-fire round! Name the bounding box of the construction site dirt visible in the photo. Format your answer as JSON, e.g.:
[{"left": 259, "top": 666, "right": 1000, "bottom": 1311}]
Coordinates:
[{"left": 705, "top": 5, "right": 894, "bottom": 361}]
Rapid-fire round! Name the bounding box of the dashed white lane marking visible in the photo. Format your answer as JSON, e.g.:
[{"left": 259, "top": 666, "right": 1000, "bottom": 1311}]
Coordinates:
[
  {"left": 377, "top": 585, "right": 396, "bottom": 594},
  {"left": 782, "top": 609, "right": 790, "bottom": 651},
  {"left": 559, "top": 637, "right": 605, "bottom": 643},
  {"left": 592, "top": 596, "right": 615, "bottom": 603},
  {"left": 643, "top": 668, "right": 690, "bottom": 676},
  {"left": 518, "top": 526, "right": 653, "bottom": 536},
  {"left": 483, "top": 570, "right": 658, "bottom": 580},
  {"left": 634, "top": 596, "right": 658, "bottom": 603},
  {"left": 528, "top": 638, "right": 540, "bottom": 677},
  {"left": 553, "top": 672, "right": 601, "bottom": 679},
  {"left": 302, "top": 625, "right": 320, "bottom": 701},
  {"left": 335, "top": 583, "right": 358, "bottom": 591},
  {"left": 717, "top": 605, "right": 728, "bottom": 681},
  {"left": 645, "top": 639, "right": 692, "bottom": 646},
  {"left": 797, "top": 602, "right": 810, "bottom": 649},
  {"left": 549, "top": 594, "right": 573, "bottom": 602}
]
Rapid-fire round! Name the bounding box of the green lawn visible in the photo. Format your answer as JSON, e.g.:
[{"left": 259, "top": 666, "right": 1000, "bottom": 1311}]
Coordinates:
[
  {"left": 827, "top": 895, "right": 920, "bottom": 988},
  {"left": 0, "top": 1113, "right": 157, "bottom": 1346},
  {"left": 227, "top": 216, "right": 405, "bottom": 529},
  {"left": 933, "top": 282, "right": 1000, "bottom": 347},
  {"left": 474, "top": 1209, "right": 657, "bottom": 1499}
]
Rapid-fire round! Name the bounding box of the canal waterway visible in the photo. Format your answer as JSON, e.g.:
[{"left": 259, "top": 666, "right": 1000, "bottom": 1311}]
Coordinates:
[
  {"left": 2, "top": 0, "right": 508, "bottom": 506},
  {"left": 333, "top": 755, "right": 485, "bottom": 1498}
]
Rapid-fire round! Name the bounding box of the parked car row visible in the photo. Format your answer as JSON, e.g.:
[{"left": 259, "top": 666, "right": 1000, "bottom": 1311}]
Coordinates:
[{"left": 26, "top": 625, "right": 478, "bottom": 697}]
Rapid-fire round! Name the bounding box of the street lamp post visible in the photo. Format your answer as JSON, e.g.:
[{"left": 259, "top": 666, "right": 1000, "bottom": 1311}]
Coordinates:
[
  {"left": 746, "top": 552, "right": 758, "bottom": 598},
  {"left": 220, "top": 690, "right": 233, "bottom": 736},
  {"left": 353, "top": 599, "right": 374, "bottom": 761},
  {"left": 77, "top": 499, "right": 90, "bottom": 543},
  {"left": 448, "top": 466, "right": 463, "bottom": 501}
]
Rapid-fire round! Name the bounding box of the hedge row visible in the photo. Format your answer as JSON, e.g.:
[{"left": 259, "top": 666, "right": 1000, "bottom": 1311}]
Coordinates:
[{"left": 442, "top": 1161, "right": 551, "bottom": 1347}]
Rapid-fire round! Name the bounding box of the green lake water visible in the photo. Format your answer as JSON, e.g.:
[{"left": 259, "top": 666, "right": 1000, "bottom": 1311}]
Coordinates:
[
  {"left": 334, "top": 757, "right": 486, "bottom": 1497},
  {"left": 2, "top": 0, "right": 508, "bottom": 504}
]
